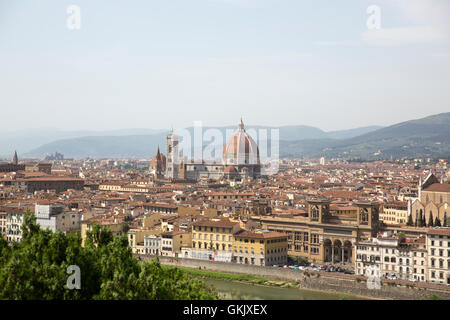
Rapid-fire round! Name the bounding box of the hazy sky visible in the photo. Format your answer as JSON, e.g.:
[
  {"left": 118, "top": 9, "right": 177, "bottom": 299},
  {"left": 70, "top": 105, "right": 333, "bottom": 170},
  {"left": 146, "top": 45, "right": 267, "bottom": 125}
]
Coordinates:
[{"left": 1, "top": 0, "right": 449, "bottom": 132}]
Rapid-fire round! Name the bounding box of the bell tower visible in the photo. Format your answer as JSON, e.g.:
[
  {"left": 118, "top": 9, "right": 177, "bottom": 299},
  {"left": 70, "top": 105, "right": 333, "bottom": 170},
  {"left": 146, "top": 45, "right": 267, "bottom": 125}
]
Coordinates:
[
  {"left": 355, "top": 201, "right": 380, "bottom": 236},
  {"left": 307, "top": 198, "right": 331, "bottom": 224},
  {"left": 12, "top": 151, "right": 18, "bottom": 165},
  {"left": 166, "top": 133, "right": 179, "bottom": 179}
]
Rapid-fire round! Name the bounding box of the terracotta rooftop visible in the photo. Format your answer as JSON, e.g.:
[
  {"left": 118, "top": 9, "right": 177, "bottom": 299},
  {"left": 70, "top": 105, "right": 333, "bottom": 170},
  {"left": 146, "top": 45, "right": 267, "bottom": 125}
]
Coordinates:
[
  {"left": 233, "top": 229, "right": 288, "bottom": 239},
  {"left": 423, "top": 183, "right": 450, "bottom": 193}
]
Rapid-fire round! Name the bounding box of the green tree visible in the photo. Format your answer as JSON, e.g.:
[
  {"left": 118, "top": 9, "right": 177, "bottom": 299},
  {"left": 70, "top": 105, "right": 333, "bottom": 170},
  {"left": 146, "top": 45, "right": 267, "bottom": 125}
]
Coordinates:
[
  {"left": 418, "top": 211, "right": 424, "bottom": 227},
  {"left": 0, "top": 211, "right": 217, "bottom": 300},
  {"left": 406, "top": 214, "right": 413, "bottom": 226},
  {"left": 434, "top": 216, "right": 441, "bottom": 227},
  {"left": 444, "top": 212, "right": 448, "bottom": 227},
  {"left": 428, "top": 211, "right": 434, "bottom": 227},
  {"left": 414, "top": 210, "right": 419, "bottom": 227}
]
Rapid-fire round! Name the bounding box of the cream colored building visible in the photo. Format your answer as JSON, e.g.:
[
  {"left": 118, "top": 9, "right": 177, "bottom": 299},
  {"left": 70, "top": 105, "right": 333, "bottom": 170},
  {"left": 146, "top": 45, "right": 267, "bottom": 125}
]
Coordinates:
[
  {"left": 380, "top": 202, "right": 408, "bottom": 225},
  {"left": 81, "top": 219, "right": 125, "bottom": 247},
  {"left": 161, "top": 230, "right": 191, "bottom": 257},
  {"left": 128, "top": 228, "right": 160, "bottom": 254},
  {"left": 191, "top": 218, "right": 240, "bottom": 253},
  {"left": 0, "top": 211, "right": 6, "bottom": 237},
  {"left": 427, "top": 228, "right": 450, "bottom": 285},
  {"left": 411, "top": 173, "right": 449, "bottom": 226}
]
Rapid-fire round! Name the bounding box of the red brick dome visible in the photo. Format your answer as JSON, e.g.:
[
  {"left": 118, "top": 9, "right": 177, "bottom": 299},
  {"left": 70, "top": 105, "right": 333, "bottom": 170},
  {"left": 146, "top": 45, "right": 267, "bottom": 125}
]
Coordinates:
[{"left": 222, "top": 118, "right": 260, "bottom": 166}]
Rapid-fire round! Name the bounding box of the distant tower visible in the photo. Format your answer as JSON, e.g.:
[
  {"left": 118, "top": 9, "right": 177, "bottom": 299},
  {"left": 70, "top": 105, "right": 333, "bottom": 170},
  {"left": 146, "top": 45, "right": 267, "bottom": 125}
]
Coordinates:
[
  {"left": 166, "top": 133, "right": 179, "bottom": 179},
  {"left": 179, "top": 159, "right": 186, "bottom": 180},
  {"left": 418, "top": 176, "right": 422, "bottom": 200},
  {"left": 12, "top": 151, "right": 18, "bottom": 165},
  {"left": 307, "top": 198, "right": 331, "bottom": 224},
  {"left": 149, "top": 146, "right": 166, "bottom": 179},
  {"left": 355, "top": 201, "right": 380, "bottom": 236},
  {"left": 320, "top": 157, "right": 325, "bottom": 165}
]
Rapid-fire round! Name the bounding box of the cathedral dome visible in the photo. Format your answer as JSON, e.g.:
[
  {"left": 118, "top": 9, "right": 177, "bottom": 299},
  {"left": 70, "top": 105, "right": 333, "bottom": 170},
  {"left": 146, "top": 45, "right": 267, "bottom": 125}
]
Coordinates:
[
  {"left": 224, "top": 165, "right": 238, "bottom": 174},
  {"left": 222, "top": 118, "right": 260, "bottom": 166}
]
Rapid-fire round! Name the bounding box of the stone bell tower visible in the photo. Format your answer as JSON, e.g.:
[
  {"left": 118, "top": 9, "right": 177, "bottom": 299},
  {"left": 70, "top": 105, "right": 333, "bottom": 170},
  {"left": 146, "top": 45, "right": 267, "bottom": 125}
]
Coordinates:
[
  {"left": 165, "top": 133, "right": 179, "bottom": 179},
  {"left": 12, "top": 151, "right": 18, "bottom": 165},
  {"left": 355, "top": 201, "right": 380, "bottom": 236},
  {"left": 307, "top": 198, "right": 331, "bottom": 224}
]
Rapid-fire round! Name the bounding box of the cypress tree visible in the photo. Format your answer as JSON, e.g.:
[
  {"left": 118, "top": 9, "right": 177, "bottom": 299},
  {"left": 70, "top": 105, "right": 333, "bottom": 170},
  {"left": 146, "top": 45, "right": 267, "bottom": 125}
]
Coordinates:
[
  {"left": 444, "top": 212, "right": 448, "bottom": 227},
  {"left": 435, "top": 216, "right": 441, "bottom": 227},
  {"left": 428, "top": 211, "right": 434, "bottom": 227},
  {"left": 407, "top": 214, "right": 413, "bottom": 226}
]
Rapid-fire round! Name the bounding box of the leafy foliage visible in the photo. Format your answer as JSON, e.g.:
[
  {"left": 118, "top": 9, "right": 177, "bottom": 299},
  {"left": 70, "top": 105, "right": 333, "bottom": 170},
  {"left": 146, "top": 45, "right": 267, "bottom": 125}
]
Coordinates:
[{"left": 0, "top": 211, "right": 217, "bottom": 300}]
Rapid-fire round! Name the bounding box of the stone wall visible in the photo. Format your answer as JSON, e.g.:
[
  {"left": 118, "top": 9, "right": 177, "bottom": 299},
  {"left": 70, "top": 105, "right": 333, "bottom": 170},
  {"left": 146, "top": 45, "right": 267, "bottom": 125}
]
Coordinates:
[{"left": 137, "top": 254, "right": 450, "bottom": 300}]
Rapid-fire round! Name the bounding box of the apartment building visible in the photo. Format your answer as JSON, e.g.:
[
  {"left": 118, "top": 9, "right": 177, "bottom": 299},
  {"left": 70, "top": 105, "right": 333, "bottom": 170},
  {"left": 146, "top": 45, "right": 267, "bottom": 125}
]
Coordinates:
[
  {"left": 191, "top": 218, "right": 240, "bottom": 253},
  {"left": 160, "top": 230, "right": 191, "bottom": 257},
  {"left": 427, "top": 228, "right": 450, "bottom": 285},
  {"left": 356, "top": 232, "right": 430, "bottom": 282},
  {"left": 144, "top": 234, "right": 161, "bottom": 255},
  {"left": 0, "top": 211, "right": 6, "bottom": 237},
  {"left": 5, "top": 207, "right": 27, "bottom": 243},
  {"left": 380, "top": 202, "right": 408, "bottom": 225},
  {"left": 232, "top": 229, "right": 288, "bottom": 266}
]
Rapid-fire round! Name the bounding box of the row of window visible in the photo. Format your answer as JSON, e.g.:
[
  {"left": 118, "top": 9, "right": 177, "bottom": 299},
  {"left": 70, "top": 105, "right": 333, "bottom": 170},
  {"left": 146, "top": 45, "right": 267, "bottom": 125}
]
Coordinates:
[
  {"left": 194, "top": 233, "right": 232, "bottom": 241},
  {"left": 194, "top": 226, "right": 232, "bottom": 233},
  {"left": 192, "top": 242, "right": 232, "bottom": 251},
  {"left": 430, "top": 248, "right": 450, "bottom": 257},
  {"left": 429, "top": 258, "right": 450, "bottom": 268},
  {"left": 430, "top": 240, "right": 450, "bottom": 247}
]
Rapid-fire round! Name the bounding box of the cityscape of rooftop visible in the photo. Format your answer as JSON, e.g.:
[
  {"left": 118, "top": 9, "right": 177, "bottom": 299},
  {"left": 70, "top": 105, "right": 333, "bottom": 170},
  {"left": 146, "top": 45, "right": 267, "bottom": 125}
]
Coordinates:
[{"left": 0, "top": 0, "right": 449, "bottom": 311}]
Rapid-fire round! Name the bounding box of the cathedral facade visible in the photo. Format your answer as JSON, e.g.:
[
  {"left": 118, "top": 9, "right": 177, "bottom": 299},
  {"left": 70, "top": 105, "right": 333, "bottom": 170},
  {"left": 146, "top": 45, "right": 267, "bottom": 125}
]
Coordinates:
[{"left": 411, "top": 173, "right": 450, "bottom": 226}]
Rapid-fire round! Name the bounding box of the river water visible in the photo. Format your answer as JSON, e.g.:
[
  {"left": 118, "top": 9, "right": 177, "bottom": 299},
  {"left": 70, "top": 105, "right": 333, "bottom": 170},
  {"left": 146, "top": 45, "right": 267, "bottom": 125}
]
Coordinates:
[{"left": 204, "top": 278, "right": 367, "bottom": 300}]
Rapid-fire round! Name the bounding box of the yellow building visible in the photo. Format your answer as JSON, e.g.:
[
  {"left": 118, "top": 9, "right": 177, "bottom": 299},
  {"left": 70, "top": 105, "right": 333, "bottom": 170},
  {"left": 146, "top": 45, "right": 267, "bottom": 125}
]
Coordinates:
[
  {"left": 80, "top": 219, "right": 125, "bottom": 247},
  {"left": 191, "top": 218, "right": 239, "bottom": 252},
  {"left": 232, "top": 229, "right": 288, "bottom": 266},
  {"left": 251, "top": 199, "right": 381, "bottom": 265},
  {"left": 380, "top": 202, "right": 408, "bottom": 225},
  {"left": 128, "top": 228, "right": 160, "bottom": 254}
]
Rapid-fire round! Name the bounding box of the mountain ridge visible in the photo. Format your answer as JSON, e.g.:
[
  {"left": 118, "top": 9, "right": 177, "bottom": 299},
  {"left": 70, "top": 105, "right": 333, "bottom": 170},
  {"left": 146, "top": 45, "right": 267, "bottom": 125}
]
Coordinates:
[{"left": 9, "top": 113, "right": 450, "bottom": 160}]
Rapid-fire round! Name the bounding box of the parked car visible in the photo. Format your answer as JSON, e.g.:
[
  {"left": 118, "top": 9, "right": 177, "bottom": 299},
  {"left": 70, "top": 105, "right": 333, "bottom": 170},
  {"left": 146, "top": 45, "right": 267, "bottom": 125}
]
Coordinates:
[{"left": 343, "top": 270, "right": 353, "bottom": 274}]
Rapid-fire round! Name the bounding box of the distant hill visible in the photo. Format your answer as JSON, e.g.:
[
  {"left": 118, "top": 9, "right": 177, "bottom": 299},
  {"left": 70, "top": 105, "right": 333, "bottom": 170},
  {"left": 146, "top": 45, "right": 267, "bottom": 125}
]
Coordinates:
[
  {"left": 23, "top": 124, "right": 383, "bottom": 159},
  {"left": 325, "top": 126, "right": 383, "bottom": 140},
  {"left": 22, "top": 113, "right": 450, "bottom": 159},
  {"left": 0, "top": 128, "right": 166, "bottom": 158},
  {"left": 282, "top": 113, "right": 450, "bottom": 159}
]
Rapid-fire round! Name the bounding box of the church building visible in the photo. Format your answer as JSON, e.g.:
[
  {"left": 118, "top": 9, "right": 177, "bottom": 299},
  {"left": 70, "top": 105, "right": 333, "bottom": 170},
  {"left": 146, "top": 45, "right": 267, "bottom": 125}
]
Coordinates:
[{"left": 149, "top": 119, "right": 261, "bottom": 181}]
